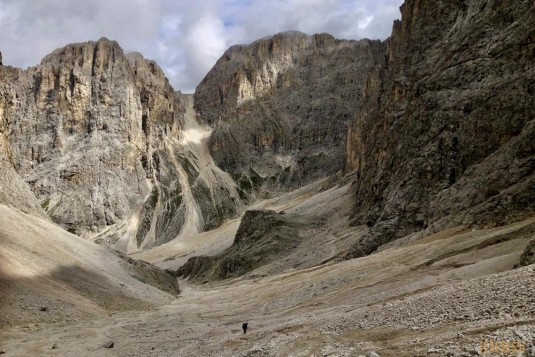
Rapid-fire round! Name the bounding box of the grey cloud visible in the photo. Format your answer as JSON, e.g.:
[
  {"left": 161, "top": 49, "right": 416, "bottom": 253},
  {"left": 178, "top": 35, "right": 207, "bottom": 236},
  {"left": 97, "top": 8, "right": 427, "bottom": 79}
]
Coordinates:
[{"left": 0, "top": 0, "right": 403, "bottom": 93}]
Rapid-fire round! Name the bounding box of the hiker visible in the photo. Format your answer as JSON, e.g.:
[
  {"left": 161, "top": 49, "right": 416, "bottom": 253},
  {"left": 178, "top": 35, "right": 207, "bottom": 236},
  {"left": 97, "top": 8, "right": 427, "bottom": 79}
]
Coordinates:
[{"left": 242, "top": 322, "right": 248, "bottom": 335}]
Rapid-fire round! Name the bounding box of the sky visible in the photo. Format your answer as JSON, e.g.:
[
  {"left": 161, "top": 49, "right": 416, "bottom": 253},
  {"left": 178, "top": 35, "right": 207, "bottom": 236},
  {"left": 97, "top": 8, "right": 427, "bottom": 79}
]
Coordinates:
[{"left": 0, "top": 0, "right": 403, "bottom": 92}]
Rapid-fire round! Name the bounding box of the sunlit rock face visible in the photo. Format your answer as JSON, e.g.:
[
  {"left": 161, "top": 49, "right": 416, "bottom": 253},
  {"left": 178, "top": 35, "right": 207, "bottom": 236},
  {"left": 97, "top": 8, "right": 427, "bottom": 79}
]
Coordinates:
[
  {"left": 2, "top": 0, "right": 533, "bottom": 260},
  {"left": 195, "top": 31, "right": 385, "bottom": 192},
  {"left": 0, "top": 38, "right": 178, "bottom": 240},
  {"left": 0, "top": 64, "right": 47, "bottom": 218},
  {"left": 0, "top": 39, "right": 241, "bottom": 251}
]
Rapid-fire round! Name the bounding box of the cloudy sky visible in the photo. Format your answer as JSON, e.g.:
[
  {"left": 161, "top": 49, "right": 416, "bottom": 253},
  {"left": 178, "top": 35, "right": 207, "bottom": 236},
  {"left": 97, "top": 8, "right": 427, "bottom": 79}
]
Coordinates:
[{"left": 0, "top": 0, "right": 403, "bottom": 92}]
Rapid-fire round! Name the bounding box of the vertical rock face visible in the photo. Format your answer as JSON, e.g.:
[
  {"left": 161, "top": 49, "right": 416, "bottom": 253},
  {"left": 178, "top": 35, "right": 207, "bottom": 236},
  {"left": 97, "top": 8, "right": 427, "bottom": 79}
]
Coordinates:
[
  {"left": 0, "top": 65, "right": 48, "bottom": 217},
  {"left": 0, "top": 38, "right": 240, "bottom": 250},
  {"left": 2, "top": 0, "right": 533, "bottom": 259},
  {"left": 344, "top": 0, "right": 535, "bottom": 257},
  {"left": 3, "top": 38, "right": 177, "bottom": 237},
  {"left": 195, "top": 31, "right": 385, "bottom": 191}
]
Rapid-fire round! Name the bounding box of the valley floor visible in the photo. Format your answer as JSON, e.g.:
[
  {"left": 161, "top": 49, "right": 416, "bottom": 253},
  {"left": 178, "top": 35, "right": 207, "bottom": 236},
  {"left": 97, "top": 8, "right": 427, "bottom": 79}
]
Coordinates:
[{"left": 1, "top": 215, "right": 534, "bottom": 356}]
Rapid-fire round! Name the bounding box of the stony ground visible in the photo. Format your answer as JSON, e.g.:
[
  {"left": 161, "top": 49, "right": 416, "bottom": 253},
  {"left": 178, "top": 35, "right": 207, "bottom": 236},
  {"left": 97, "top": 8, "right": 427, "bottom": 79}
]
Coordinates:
[{"left": 1, "top": 215, "right": 534, "bottom": 356}]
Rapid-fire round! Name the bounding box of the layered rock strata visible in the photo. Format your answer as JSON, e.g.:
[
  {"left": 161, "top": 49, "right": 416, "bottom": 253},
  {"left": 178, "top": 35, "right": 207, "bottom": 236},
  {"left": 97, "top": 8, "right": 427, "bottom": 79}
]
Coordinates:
[{"left": 344, "top": 0, "right": 535, "bottom": 257}]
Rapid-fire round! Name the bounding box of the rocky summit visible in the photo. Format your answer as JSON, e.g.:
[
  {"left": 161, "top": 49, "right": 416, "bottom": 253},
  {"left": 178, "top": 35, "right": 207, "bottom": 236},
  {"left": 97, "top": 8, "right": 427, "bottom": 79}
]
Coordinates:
[
  {"left": 195, "top": 31, "right": 384, "bottom": 190},
  {"left": 0, "top": 38, "right": 241, "bottom": 252},
  {"left": 0, "top": 0, "right": 534, "bottom": 356}
]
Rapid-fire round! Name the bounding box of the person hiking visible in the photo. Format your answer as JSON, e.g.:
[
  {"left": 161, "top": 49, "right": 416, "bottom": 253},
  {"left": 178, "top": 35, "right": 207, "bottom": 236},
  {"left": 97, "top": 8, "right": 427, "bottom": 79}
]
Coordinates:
[{"left": 242, "top": 322, "right": 248, "bottom": 335}]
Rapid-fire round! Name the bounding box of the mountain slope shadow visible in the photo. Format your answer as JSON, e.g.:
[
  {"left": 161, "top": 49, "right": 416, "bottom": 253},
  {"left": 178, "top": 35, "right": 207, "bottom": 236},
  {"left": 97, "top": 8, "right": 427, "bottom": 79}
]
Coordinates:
[
  {"left": 175, "top": 209, "right": 308, "bottom": 281},
  {"left": 0, "top": 263, "right": 179, "bottom": 330},
  {"left": 0, "top": 203, "right": 179, "bottom": 330}
]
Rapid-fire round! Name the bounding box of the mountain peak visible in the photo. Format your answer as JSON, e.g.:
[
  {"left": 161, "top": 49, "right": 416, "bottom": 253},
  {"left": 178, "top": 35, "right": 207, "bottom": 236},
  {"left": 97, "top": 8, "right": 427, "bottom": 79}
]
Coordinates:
[{"left": 39, "top": 37, "right": 125, "bottom": 67}]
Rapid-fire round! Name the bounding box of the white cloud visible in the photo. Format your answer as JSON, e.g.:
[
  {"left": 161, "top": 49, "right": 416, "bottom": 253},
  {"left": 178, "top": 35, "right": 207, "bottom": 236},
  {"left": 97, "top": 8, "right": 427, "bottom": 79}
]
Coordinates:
[
  {"left": 184, "top": 13, "right": 228, "bottom": 87},
  {"left": 358, "top": 15, "right": 374, "bottom": 30},
  {"left": 0, "top": 0, "right": 403, "bottom": 93}
]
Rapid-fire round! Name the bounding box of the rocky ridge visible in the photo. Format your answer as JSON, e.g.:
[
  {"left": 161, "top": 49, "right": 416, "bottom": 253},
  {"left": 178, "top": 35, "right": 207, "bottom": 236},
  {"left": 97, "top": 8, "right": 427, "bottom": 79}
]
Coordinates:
[
  {"left": 343, "top": 0, "right": 535, "bottom": 257},
  {"left": 176, "top": 209, "right": 302, "bottom": 281},
  {"left": 195, "top": 31, "right": 385, "bottom": 192},
  {"left": 1, "top": 0, "right": 534, "bottom": 263},
  {"left": 0, "top": 39, "right": 241, "bottom": 252},
  {"left": 192, "top": 0, "right": 534, "bottom": 260}
]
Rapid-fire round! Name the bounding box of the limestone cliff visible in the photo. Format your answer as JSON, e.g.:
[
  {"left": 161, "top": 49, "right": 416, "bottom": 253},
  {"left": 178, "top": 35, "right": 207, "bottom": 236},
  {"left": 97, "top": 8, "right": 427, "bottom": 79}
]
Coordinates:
[
  {"left": 0, "top": 38, "right": 240, "bottom": 251},
  {"left": 0, "top": 65, "right": 47, "bottom": 217},
  {"left": 195, "top": 31, "right": 385, "bottom": 193},
  {"left": 1, "top": 0, "right": 533, "bottom": 261},
  {"left": 344, "top": 0, "right": 535, "bottom": 257}
]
